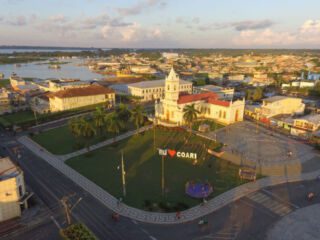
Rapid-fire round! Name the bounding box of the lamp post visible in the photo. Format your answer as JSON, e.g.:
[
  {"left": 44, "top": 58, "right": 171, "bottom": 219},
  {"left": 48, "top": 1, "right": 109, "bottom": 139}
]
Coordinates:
[{"left": 121, "top": 150, "right": 126, "bottom": 197}]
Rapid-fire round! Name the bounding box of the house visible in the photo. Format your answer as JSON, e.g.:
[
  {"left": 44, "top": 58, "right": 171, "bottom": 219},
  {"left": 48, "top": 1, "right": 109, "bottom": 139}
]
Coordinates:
[
  {"left": 291, "top": 114, "right": 320, "bottom": 137},
  {"left": 32, "top": 85, "right": 115, "bottom": 113},
  {"left": 128, "top": 79, "right": 192, "bottom": 102},
  {"left": 0, "top": 88, "right": 11, "bottom": 114},
  {"left": 0, "top": 157, "right": 31, "bottom": 222},
  {"left": 155, "top": 68, "right": 245, "bottom": 126},
  {"left": 256, "top": 96, "right": 305, "bottom": 119}
]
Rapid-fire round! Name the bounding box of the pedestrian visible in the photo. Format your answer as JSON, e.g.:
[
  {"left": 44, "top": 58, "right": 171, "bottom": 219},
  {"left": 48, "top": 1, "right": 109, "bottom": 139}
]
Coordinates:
[
  {"left": 175, "top": 211, "right": 181, "bottom": 220},
  {"left": 117, "top": 197, "right": 123, "bottom": 207}
]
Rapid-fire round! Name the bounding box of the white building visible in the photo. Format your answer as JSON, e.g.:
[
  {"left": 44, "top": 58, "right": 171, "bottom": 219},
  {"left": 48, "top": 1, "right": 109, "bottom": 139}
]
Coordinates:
[
  {"left": 155, "top": 68, "right": 245, "bottom": 126},
  {"left": 0, "top": 157, "right": 30, "bottom": 222},
  {"left": 193, "top": 85, "right": 234, "bottom": 100},
  {"left": 128, "top": 79, "right": 193, "bottom": 102},
  {"left": 162, "top": 52, "right": 179, "bottom": 59}
]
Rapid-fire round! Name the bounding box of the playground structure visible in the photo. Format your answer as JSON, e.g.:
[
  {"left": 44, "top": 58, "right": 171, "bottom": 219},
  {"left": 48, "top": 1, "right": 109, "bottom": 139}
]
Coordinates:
[{"left": 185, "top": 181, "right": 213, "bottom": 199}]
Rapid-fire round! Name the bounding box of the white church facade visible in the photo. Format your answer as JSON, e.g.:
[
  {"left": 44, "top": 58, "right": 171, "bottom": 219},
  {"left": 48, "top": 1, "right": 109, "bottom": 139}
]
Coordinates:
[{"left": 155, "top": 68, "right": 245, "bottom": 126}]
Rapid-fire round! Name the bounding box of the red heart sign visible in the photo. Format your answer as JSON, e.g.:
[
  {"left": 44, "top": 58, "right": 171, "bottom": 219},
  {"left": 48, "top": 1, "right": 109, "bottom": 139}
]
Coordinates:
[{"left": 167, "top": 149, "right": 176, "bottom": 158}]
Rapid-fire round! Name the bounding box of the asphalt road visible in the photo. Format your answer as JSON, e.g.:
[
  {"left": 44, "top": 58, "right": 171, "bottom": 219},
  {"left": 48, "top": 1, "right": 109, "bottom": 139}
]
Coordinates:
[{"left": 1, "top": 128, "right": 320, "bottom": 240}]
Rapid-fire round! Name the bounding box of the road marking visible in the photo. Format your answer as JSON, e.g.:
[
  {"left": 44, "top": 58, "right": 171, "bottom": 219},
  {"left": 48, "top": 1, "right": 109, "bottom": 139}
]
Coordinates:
[
  {"left": 149, "top": 236, "right": 157, "bottom": 240},
  {"left": 50, "top": 216, "right": 61, "bottom": 229},
  {"left": 131, "top": 219, "right": 138, "bottom": 225},
  {"left": 248, "top": 192, "right": 293, "bottom": 217},
  {"left": 261, "top": 188, "right": 300, "bottom": 209}
]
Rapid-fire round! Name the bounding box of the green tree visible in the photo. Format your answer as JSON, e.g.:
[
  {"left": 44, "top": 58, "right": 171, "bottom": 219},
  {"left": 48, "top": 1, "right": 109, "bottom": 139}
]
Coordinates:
[
  {"left": 116, "top": 103, "right": 131, "bottom": 123},
  {"left": 252, "top": 87, "right": 263, "bottom": 101},
  {"left": 93, "top": 107, "right": 106, "bottom": 135},
  {"left": 183, "top": 104, "right": 200, "bottom": 132},
  {"left": 130, "top": 105, "right": 146, "bottom": 134},
  {"left": 68, "top": 118, "right": 81, "bottom": 137},
  {"left": 105, "top": 112, "right": 124, "bottom": 142},
  {"left": 77, "top": 117, "right": 96, "bottom": 150}
]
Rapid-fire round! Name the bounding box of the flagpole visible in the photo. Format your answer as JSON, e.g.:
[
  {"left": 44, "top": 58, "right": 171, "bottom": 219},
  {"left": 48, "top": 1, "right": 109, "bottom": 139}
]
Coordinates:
[{"left": 161, "top": 155, "right": 165, "bottom": 196}]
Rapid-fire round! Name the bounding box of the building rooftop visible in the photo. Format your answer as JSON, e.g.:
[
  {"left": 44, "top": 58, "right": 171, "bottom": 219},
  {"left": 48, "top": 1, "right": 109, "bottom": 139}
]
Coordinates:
[
  {"left": 263, "top": 96, "right": 300, "bottom": 103},
  {"left": 128, "top": 79, "right": 191, "bottom": 89},
  {"left": 295, "top": 114, "right": 320, "bottom": 125},
  {"left": 0, "top": 157, "right": 20, "bottom": 181},
  {"left": 49, "top": 85, "right": 114, "bottom": 99}
]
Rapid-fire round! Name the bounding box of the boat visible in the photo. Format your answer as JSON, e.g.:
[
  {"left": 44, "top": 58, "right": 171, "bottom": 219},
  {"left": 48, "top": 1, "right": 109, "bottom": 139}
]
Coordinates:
[{"left": 48, "top": 64, "right": 61, "bottom": 69}]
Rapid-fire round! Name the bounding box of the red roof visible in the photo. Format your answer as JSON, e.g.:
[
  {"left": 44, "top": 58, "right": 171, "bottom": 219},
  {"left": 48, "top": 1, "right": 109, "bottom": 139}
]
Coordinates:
[
  {"left": 178, "top": 92, "right": 218, "bottom": 104},
  {"left": 177, "top": 92, "right": 231, "bottom": 107},
  {"left": 49, "top": 85, "right": 114, "bottom": 99},
  {"left": 207, "top": 99, "right": 230, "bottom": 107}
]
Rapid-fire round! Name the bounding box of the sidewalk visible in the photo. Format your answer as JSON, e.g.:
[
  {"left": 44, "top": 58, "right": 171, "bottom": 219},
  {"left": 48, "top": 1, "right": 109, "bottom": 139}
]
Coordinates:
[
  {"left": 58, "top": 125, "right": 153, "bottom": 161},
  {"left": 18, "top": 135, "right": 320, "bottom": 225}
]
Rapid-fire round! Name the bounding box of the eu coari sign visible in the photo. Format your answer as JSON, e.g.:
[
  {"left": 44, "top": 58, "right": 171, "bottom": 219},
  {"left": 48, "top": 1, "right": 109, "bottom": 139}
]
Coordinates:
[{"left": 158, "top": 148, "right": 197, "bottom": 159}]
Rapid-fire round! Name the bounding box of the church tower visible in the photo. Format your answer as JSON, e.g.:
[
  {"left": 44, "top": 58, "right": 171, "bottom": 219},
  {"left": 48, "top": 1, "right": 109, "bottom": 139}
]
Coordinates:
[{"left": 165, "top": 67, "right": 180, "bottom": 102}]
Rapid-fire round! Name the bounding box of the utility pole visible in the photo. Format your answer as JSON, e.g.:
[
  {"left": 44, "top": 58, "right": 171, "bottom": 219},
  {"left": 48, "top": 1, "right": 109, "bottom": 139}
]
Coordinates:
[
  {"left": 161, "top": 156, "right": 165, "bottom": 196},
  {"left": 61, "top": 195, "right": 82, "bottom": 226},
  {"left": 121, "top": 150, "right": 126, "bottom": 197}
]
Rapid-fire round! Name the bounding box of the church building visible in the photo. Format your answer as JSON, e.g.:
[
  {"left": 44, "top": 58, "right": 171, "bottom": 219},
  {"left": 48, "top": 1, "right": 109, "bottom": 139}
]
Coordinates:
[{"left": 155, "top": 68, "right": 245, "bottom": 126}]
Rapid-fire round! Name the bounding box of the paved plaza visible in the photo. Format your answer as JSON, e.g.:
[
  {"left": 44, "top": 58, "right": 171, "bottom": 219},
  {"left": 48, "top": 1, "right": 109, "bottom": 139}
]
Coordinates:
[
  {"left": 267, "top": 204, "right": 320, "bottom": 240},
  {"left": 211, "top": 121, "right": 317, "bottom": 167}
]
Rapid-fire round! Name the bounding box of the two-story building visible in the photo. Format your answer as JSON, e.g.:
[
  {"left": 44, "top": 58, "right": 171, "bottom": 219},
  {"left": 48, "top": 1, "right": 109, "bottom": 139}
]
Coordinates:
[
  {"left": 0, "top": 157, "right": 30, "bottom": 222},
  {"left": 128, "top": 79, "right": 193, "bottom": 102},
  {"left": 31, "top": 85, "right": 115, "bottom": 113},
  {"left": 257, "top": 96, "right": 305, "bottom": 119}
]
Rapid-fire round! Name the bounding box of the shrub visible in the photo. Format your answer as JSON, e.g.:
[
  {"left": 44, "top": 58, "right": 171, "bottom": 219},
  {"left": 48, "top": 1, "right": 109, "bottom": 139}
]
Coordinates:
[{"left": 60, "top": 223, "right": 97, "bottom": 240}]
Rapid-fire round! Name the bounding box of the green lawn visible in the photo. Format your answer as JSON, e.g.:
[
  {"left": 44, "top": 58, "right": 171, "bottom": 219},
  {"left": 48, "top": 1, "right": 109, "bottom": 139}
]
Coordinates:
[
  {"left": 66, "top": 128, "right": 246, "bottom": 212},
  {"left": 31, "top": 121, "right": 140, "bottom": 155},
  {"left": 0, "top": 111, "right": 36, "bottom": 126},
  {"left": 0, "top": 79, "right": 10, "bottom": 88}
]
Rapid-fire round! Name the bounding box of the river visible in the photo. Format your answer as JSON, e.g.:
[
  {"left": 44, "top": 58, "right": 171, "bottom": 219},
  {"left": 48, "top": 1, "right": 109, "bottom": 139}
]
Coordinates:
[{"left": 0, "top": 59, "right": 105, "bottom": 81}]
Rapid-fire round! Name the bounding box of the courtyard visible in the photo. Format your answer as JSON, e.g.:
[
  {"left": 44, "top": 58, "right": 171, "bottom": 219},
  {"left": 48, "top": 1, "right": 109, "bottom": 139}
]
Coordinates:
[
  {"left": 66, "top": 127, "right": 247, "bottom": 212},
  {"left": 212, "top": 121, "right": 317, "bottom": 167}
]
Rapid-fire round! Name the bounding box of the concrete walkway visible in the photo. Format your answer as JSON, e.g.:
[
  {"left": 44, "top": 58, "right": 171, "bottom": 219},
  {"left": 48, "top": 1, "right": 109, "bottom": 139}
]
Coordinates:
[
  {"left": 57, "top": 125, "right": 153, "bottom": 161},
  {"left": 18, "top": 135, "right": 320, "bottom": 225}
]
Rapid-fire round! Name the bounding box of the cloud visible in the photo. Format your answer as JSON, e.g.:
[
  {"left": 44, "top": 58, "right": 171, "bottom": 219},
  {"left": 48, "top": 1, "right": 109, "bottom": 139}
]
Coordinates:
[
  {"left": 7, "top": 15, "right": 27, "bottom": 26},
  {"left": 233, "top": 29, "right": 296, "bottom": 46},
  {"left": 101, "top": 22, "right": 166, "bottom": 43},
  {"left": 232, "top": 20, "right": 274, "bottom": 31},
  {"left": 198, "top": 19, "right": 274, "bottom": 32},
  {"left": 117, "top": 0, "right": 166, "bottom": 16},
  {"left": 233, "top": 19, "right": 320, "bottom": 47},
  {"left": 300, "top": 19, "right": 320, "bottom": 33},
  {"left": 49, "top": 14, "right": 67, "bottom": 23}
]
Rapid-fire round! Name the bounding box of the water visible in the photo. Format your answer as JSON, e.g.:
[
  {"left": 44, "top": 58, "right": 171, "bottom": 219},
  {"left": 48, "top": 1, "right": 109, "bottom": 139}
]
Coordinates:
[
  {"left": 0, "top": 59, "right": 104, "bottom": 81},
  {"left": 0, "top": 48, "right": 95, "bottom": 54}
]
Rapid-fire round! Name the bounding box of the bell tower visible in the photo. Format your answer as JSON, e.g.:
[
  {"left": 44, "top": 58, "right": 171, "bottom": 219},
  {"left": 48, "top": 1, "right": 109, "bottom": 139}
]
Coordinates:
[{"left": 165, "top": 67, "right": 180, "bottom": 102}]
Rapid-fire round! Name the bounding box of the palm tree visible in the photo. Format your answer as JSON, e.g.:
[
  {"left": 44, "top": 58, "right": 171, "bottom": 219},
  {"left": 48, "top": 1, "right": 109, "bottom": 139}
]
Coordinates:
[
  {"left": 116, "top": 103, "right": 131, "bottom": 123},
  {"left": 183, "top": 104, "right": 200, "bottom": 132},
  {"left": 93, "top": 107, "right": 106, "bottom": 135},
  {"left": 130, "top": 105, "right": 146, "bottom": 134},
  {"left": 77, "top": 117, "right": 96, "bottom": 150},
  {"left": 105, "top": 112, "right": 124, "bottom": 142},
  {"left": 68, "top": 118, "right": 81, "bottom": 137}
]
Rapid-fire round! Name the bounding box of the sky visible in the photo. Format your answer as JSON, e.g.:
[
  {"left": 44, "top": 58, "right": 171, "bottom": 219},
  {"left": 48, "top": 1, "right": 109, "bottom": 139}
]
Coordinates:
[{"left": 1, "top": 0, "right": 320, "bottom": 48}]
